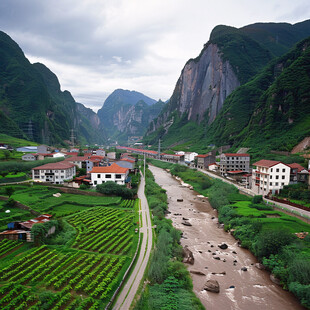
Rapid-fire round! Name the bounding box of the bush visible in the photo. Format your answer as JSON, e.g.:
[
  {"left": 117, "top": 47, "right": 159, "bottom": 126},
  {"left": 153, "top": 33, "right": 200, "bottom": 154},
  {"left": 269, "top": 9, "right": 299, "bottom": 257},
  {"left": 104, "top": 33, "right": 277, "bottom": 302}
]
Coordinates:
[
  {"left": 96, "top": 181, "right": 134, "bottom": 199},
  {"left": 252, "top": 195, "right": 263, "bottom": 204},
  {"left": 254, "top": 229, "right": 296, "bottom": 259},
  {"left": 288, "top": 282, "right": 310, "bottom": 308}
]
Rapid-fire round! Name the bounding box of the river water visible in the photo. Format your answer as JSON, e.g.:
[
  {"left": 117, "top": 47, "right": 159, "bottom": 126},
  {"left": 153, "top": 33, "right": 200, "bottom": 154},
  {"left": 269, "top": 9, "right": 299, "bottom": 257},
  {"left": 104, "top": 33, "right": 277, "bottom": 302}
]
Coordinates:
[{"left": 149, "top": 165, "right": 304, "bottom": 310}]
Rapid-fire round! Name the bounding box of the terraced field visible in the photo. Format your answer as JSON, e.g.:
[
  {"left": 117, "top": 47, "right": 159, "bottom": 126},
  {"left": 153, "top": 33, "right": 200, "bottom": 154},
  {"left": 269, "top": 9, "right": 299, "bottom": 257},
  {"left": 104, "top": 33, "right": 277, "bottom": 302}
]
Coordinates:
[{"left": 0, "top": 185, "right": 139, "bottom": 309}]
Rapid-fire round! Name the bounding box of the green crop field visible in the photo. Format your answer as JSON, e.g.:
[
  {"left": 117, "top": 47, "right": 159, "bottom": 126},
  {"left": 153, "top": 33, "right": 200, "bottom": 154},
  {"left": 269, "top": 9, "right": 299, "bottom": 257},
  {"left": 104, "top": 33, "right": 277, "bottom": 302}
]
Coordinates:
[
  {"left": 232, "top": 200, "right": 310, "bottom": 234},
  {"left": 0, "top": 184, "right": 140, "bottom": 309}
]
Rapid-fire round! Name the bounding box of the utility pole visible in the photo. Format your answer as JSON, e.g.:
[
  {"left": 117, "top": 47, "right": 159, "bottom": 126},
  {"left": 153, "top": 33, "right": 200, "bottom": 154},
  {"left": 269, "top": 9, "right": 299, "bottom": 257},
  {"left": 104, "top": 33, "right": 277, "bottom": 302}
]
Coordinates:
[{"left": 144, "top": 152, "right": 146, "bottom": 178}]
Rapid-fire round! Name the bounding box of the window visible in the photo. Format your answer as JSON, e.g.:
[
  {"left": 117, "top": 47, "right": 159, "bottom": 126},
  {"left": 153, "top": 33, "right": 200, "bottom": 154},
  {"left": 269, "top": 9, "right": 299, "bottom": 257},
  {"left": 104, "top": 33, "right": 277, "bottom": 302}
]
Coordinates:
[
  {"left": 270, "top": 175, "right": 272, "bottom": 179},
  {"left": 270, "top": 182, "right": 272, "bottom": 186},
  {"left": 282, "top": 183, "right": 284, "bottom": 186},
  {"left": 94, "top": 180, "right": 97, "bottom": 185},
  {"left": 282, "top": 169, "right": 285, "bottom": 172},
  {"left": 106, "top": 174, "right": 111, "bottom": 178},
  {"left": 271, "top": 168, "right": 273, "bottom": 172},
  {"left": 276, "top": 176, "right": 279, "bottom": 179},
  {"left": 115, "top": 174, "right": 122, "bottom": 179},
  {"left": 97, "top": 174, "right": 101, "bottom": 178},
  {"left": 282, "top": 176, "right": 285, "bottom": 179},
  {"left": 275, "top": 182, "right": 278, "bottom": 186},
  {"left": 61, "top": 170, "right": 64, "bottom": 173},
  {"left": 276, "top": 168, "right": 279, "bottom": 172}
]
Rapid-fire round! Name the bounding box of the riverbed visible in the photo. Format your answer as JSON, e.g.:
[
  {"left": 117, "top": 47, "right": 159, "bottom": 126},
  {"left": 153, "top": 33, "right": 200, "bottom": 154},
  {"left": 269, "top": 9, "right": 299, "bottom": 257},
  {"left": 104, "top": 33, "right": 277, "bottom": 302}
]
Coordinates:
[{"left": 149, "top": 165, "right": 304, "bottom": 310}]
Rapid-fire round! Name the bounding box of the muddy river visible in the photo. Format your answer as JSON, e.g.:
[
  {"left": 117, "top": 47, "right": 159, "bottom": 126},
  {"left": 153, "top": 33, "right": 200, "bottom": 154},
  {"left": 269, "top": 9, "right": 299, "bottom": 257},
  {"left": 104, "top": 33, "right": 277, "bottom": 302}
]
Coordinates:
[{"left": 149, "top": 165, "right": 304, "bottom": 310}]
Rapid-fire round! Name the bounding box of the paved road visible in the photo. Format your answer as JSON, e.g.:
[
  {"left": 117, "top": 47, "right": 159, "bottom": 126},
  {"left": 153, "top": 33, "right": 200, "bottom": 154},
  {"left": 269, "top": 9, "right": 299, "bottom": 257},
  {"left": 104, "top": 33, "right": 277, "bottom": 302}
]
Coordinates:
[{"left": 113, "top": 174, "right": 153, "bottom": 310}]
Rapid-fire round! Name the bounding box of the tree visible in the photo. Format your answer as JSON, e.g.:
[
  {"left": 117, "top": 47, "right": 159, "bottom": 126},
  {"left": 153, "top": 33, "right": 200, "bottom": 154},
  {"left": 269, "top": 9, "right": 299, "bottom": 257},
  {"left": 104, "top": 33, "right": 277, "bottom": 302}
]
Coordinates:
[
  {"left": 255, "top": 229, "right": 295, "bottom": 259},
  {"left": 3, "top": 150, "right": 11, "bottom": 160},
  {"left": 4, "top": 187, "right": 15, "bottom": 197}
]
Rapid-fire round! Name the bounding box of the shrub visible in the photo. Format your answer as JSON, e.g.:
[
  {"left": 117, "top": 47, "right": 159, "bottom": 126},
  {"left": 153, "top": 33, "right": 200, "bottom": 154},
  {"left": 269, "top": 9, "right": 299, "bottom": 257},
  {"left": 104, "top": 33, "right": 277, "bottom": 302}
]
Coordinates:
[
  {"left": 254, "top": 229, "right": 296, "bottom": 259},
  {"left": 288, "top": 259, "right": 310, "bottom": 285},
  {"left": 96, "top": 181, "right": 134, "bottom": 199},
  {"left": 288, "top": 282, "right": 310, "bottom": 308},
  {"left": 252, "top": 195, "right": 263, "bottom": 204}
]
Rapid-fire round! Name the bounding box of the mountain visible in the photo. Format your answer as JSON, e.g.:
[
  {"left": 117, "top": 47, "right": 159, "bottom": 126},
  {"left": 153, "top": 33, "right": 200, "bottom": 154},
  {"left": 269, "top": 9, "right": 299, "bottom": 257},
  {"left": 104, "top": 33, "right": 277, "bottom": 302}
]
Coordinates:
[
  {"left": 206, "top": 37, "right": 310, "bottom": 155},
  {"left": 144, "top": 20, "right": 310, "bottom": 151},
  {"left": 97, "top": 89, "right": 163, "bottom": 143},
  {"left": 0, "top": 30, "right": 104, "bottom": 145}
]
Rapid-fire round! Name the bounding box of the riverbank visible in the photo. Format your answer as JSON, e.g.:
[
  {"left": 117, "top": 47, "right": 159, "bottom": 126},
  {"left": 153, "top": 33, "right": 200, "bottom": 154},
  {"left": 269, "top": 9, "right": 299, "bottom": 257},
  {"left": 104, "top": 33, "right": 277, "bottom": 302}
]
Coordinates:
[{"left": 150, "top": 165, "right": 306, "bottom": 310}]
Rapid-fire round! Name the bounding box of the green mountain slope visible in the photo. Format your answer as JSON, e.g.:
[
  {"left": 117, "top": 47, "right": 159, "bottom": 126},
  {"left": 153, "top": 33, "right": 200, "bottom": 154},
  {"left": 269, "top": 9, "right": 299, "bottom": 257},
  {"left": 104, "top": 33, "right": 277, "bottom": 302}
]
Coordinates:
[
  {"left": 203, "top": 37, "right": 310, "bottom": 154},
  {"left": 0, "top": 30, "right": 104, "bottom": 146},
  {"left": 144, "top": 20, "right": 310, "bottom": 153},
  {"left": 97, "top": 89, "right": 163, "bottom": 144}
]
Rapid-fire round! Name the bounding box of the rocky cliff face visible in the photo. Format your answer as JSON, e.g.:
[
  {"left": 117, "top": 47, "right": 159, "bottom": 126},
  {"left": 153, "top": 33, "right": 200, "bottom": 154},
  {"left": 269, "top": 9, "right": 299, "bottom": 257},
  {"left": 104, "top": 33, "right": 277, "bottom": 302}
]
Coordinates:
[
  {"left": 177, "top": 43, "right": 240, "bottom": 123},
  {"left": 148, "top": 43, "right": 240, "bottom": 133},
  {"left": 97, "top": 89, "right": 164, "bottom": 143}
]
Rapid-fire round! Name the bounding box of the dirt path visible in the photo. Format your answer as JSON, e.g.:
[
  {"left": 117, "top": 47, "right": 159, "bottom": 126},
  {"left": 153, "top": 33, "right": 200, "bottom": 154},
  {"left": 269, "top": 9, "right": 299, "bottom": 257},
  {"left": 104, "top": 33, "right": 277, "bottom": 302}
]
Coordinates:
[
  {"left": 113, "top": 174, "right": 153, "bottom": 310},
  {"left": 150, "top": 165, "right": 305, "bottom": 310}
]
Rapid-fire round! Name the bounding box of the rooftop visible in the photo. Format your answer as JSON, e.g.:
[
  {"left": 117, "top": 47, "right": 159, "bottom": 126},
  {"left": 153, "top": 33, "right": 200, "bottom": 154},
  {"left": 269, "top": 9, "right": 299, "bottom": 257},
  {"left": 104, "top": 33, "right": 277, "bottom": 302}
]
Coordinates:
[
  {"left": 252, "top": 159, "right": 283, "bottom": 168},
  {"left": 90, "top": 163, "right": 129, "bottom": 174},
  {"left": 32, "top": 161, "right": 75, "bottom": 170},
  {"left": 224, "top": 153, "right": 249, "bottom": 157}
]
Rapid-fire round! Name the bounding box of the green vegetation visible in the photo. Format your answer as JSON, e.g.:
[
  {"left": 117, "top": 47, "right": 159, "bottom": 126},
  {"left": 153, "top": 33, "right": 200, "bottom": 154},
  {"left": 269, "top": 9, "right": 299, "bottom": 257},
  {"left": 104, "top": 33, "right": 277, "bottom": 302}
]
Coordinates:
[
  {"left": 149, "top": 160, "right": 310, "bottom": 308},
  {"left": 96, "top": 181, "right": 135, "bottom": 199},
  {"left": 278, "top": 183, "right": 310, "bottom": 207},
  {"left": 0, "top": 133, "right": 38, "bottom": 147},
  {"left": 0, "top": 31, "right": 104, "bottom": 145},
  {"left": 0, "top": 184, "right": 139, "bottom": 309},
  {"left": 135, "top": 164, "right": 204, "bottom": 310}
]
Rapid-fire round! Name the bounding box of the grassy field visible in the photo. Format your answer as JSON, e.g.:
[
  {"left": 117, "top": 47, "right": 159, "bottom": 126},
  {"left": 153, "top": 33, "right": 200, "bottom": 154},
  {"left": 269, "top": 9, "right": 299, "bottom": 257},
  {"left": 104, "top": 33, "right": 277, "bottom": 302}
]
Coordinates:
[
  {"left": 232, "top": 200, "right": 310, "bottom": 234},
  {"left": 0, "top": 133, "right": 38, "bottom": 148},
  {"left": 0, "top": 184, "right": 139, "bottom": 309}
]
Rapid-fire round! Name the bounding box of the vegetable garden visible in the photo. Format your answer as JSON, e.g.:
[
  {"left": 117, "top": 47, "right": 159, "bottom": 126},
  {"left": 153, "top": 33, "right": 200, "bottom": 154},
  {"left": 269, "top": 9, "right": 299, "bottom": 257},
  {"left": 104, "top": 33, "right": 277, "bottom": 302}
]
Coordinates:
[{"left": 0, "top": 185, "right": 140, "bottom": 309}]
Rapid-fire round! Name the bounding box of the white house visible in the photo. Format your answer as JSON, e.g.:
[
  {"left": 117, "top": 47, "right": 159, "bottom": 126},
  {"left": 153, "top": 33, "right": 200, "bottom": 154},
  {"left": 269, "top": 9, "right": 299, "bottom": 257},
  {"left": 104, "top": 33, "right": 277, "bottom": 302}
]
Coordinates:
[
  {"left": 90, "top": 163, "right": 129, "bottom": 186},
  {"left": 176, "top": 151, "right": 198, "bottom": 163},
  {"left": 252, "top": 160, "right": 291, "bottom": 196},
  {"left": 32, "top": 162, "right": 76, "bottom": 184}
]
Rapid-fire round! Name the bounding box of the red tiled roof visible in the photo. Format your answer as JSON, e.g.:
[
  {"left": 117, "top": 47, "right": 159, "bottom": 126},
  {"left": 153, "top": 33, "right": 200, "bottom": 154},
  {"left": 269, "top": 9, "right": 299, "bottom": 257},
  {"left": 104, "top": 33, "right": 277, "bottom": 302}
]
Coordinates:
[
  {"left": 32, "top": 161, "right": 75, "bottom": 170},
  {"left": 208, "top": 162, "right": 218, "bottom": 166},
  {"left": 224, "top": 153, "right": 249, "bottom": 157},
  {"left": 252, "top": 159, "right": 282, "bottom": 168},
  {"left": 227, "top": 170, "right": 244, "bottom": 174},
  {"left": 90, "top": 163, "right": 129, "bottom": 174},
  {"left": 196, "top": 154, "right": 210, "bottom": 158},
  {"left": 287, "top": 163, "right": 307, "bottom": 173}
]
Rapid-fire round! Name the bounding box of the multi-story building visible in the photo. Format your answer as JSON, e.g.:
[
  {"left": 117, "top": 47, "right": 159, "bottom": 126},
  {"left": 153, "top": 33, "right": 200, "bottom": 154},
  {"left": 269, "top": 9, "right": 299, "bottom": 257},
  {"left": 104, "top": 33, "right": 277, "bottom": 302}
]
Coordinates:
[
  {"left": 219, "top": 153, "right": 250, "bottom": 176},
  {"left": 287, "top": 163, "right": 309, "bottom": 184},
  {"left": 252, "top": 160, "right": 291, "bottom": 196},
  {"left": 196, "top": 154, "right": 216, "bottom": 169},
  {"left": 32, "top": 162, "right": 76, "bottom": 184},
  {"left": 90, "top": 163, "right": 129, "bottom": 186}
]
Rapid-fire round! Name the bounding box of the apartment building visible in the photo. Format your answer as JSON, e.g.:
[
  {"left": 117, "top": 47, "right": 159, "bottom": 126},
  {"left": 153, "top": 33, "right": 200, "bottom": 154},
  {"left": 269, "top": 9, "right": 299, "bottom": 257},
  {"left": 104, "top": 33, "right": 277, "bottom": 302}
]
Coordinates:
[{"left": 219, "top": 153, "right": 250, "bottom": 176}]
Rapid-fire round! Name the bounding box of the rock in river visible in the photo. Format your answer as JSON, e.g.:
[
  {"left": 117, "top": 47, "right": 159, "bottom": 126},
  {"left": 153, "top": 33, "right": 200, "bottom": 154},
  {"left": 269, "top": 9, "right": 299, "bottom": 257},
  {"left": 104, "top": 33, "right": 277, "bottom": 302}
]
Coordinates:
[
  {"left": 183, "top": 245, "right": 195, "bottom": 265},
  {"left": 182, "top": 221, "right": 192, "bottom": 226},
  {"left": 218, "top": 243, "right": 228, "bottom": 250},
  {"left": 204, "top": 279, "right": 220, "bottom": 293}
]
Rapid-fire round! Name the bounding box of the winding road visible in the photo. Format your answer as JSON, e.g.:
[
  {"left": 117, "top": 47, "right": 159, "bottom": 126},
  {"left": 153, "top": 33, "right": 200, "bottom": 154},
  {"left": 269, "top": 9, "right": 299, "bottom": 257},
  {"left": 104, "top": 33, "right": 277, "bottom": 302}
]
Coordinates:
[{"left": 113, "top": 174, "right": 153, "bottom": 310}]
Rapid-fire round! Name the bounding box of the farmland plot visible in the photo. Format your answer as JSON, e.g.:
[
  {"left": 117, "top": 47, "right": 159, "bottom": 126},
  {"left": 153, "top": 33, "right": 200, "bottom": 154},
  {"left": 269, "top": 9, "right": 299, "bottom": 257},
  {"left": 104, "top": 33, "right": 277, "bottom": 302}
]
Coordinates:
[{"left": 0, "top": 189, "right": 140, "bottom": 309}]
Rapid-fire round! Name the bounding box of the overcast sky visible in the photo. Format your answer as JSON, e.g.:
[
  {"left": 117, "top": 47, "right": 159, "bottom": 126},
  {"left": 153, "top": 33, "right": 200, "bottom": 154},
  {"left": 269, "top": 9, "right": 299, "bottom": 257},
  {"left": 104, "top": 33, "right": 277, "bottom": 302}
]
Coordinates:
[{"left": 0, "top": 0, "right": 309, "bottom": 112}]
